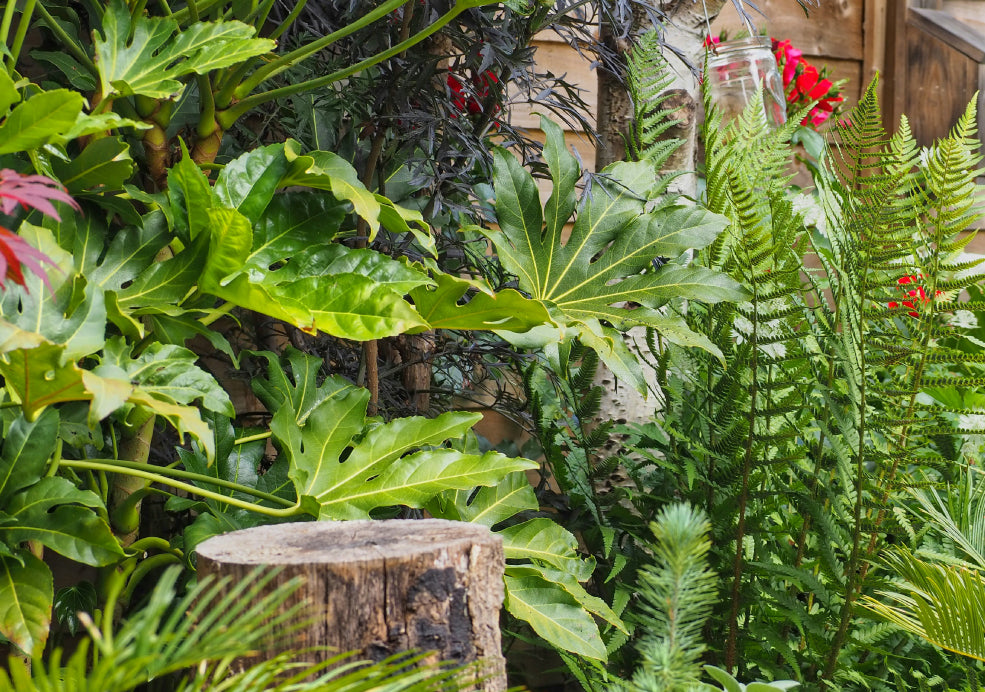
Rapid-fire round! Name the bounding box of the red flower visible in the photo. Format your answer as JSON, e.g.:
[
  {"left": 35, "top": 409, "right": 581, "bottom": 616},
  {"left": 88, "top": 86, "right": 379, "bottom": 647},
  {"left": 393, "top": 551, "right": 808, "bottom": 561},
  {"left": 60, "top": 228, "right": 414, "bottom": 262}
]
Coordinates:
[
  {"left": 446, "top": 69, "right": 501, "bottom": 119},
  {"left": 889, "top": 275, "right": 944, "bottom": 318}
]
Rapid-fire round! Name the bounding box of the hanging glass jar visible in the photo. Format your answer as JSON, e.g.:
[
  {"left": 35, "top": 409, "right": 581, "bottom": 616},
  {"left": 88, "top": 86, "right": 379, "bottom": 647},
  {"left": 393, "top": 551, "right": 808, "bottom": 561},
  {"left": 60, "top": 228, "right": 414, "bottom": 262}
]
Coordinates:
[{"left": 706, "top": 36, "right": 787, "bottom": 127}]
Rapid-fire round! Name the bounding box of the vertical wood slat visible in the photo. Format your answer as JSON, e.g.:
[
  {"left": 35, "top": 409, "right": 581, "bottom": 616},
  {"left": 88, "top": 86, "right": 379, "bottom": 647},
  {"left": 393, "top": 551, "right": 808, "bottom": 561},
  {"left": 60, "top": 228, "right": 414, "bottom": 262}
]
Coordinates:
[{"left": 894, "top": 7, "right": 985, "bottom": 146}]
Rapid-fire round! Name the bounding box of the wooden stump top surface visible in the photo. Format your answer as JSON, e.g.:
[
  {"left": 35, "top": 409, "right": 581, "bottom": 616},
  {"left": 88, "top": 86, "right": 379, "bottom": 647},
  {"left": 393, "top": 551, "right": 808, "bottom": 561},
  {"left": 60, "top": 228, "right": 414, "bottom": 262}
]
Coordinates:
[{"left": 195, "top": 519, "right": 500, "bottom": 565}]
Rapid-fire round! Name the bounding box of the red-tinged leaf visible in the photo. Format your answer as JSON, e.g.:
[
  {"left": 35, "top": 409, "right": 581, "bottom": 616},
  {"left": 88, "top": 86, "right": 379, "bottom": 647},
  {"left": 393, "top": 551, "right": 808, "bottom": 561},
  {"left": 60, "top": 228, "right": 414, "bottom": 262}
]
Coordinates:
[
  {"left": 0, "top": 169, "right": 80, "bottom": 218},
  {"left": 0, "top": 227, "right": 55, "bottom": 292}
]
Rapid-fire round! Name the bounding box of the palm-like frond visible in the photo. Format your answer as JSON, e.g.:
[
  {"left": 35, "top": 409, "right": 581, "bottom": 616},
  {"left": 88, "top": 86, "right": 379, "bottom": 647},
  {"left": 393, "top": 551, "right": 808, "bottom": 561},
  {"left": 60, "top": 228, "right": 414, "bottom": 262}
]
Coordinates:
[{"left": 862, "top": 548, "right": 985, "bottom": 663}]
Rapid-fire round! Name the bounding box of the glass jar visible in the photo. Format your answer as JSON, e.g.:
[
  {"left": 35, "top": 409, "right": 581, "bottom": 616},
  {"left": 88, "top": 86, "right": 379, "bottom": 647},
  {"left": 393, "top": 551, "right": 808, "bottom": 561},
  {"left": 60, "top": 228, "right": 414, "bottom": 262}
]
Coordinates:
[{"left": 706, "top": 36, "right": 787, "bottom": 127}]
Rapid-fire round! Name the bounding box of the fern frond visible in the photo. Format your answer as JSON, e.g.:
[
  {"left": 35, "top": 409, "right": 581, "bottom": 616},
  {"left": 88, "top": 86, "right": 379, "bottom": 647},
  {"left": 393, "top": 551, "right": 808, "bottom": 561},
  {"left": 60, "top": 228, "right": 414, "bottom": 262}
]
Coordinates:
[{"left": 625, "top": 31, "right": 682, "bottom": 169}]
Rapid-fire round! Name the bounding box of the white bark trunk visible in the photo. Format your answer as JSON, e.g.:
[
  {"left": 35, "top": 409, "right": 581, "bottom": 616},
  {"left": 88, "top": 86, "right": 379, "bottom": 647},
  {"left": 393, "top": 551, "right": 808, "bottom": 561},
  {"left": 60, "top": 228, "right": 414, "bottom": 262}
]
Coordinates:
[{"left": 594, "top": 0, "right": 727, "bottom": 428}]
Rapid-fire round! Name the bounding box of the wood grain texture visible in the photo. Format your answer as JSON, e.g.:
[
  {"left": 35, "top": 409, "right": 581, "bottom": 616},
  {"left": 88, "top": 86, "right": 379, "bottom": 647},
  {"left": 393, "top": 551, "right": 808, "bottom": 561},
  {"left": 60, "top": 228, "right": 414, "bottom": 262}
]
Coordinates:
[
  {"left": 197, "top": 520, "right": 507, "bottom": 690},
  {"left": 902, "top": 10, "right": 984, "bottom": 146},
  {"left": 712, "top": 0, "right": 864, "bottom": 59}
]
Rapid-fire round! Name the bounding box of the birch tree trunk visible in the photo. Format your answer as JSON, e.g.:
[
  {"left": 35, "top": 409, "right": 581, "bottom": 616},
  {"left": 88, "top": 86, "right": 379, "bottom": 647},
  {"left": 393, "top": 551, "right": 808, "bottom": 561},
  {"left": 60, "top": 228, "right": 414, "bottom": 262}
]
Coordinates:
[{"left": 595, "top": 0, "right": 727, "bottom": 427}]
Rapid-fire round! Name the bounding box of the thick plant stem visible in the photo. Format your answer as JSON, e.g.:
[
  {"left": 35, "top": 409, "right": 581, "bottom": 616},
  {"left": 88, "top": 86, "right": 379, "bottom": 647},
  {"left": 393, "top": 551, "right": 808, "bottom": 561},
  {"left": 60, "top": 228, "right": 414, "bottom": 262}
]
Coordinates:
[
  {"left": 191, "top": 120, "right": 224, "bottom": 167},
  {"left": 143, "top": 122, "right": 170, "bottom": 191},
  {"left": 110, "top": 417, "right": 155, "bottom": 546},
  {"left": 355, "top": 127, "right": 387, "bottom": 416}
]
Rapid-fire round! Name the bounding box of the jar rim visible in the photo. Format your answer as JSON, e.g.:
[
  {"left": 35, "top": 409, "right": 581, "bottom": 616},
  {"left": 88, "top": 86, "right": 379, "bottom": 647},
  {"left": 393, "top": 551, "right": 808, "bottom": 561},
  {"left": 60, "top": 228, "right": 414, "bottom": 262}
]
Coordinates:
[{"left": 709, "top": 35, "right": 772, "bottom": 54}]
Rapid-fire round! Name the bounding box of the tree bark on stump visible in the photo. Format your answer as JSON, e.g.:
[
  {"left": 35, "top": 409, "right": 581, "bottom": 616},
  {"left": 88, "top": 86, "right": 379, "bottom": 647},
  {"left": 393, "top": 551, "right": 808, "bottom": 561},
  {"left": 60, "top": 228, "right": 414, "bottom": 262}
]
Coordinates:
[{"left": 196, "top": 519, "right": 507, "bottom": 691}]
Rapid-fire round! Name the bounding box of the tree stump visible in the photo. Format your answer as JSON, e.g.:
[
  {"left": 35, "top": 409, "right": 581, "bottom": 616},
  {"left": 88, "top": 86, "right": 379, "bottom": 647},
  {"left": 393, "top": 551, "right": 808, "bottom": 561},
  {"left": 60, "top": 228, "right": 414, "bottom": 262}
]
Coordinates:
[{"left": 196, "top": 519, "right": 507, "bottom": 690}]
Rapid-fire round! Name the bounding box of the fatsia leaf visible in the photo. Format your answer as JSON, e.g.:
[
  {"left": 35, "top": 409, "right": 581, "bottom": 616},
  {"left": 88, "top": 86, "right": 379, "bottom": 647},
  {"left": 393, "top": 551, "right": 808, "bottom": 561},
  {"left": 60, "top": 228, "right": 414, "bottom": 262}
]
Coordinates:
[
  {"left": 1, "top": 224, "right": 105, "bottom": 362},
  {"left": 316, "top": 449, "right": 536, "bottom": 520},
  {"left": 99, "top": 338, "right": 233, "bottom": 417},
  {"left": 377, "top": 194, "right": 436, "bottom": 257},
  {"left": 262, "top": 351, "right": 535, "bottom": 519},
  {"left": 427, "top": 471, "right": 538, "bottom": 527},
  {"left": 93, "top": 0, "right": 275, "bottom": 100},
  {"left": 409, "top": 269, "right": 551, "bottom": 332},
  {"left": 50, "top": 136, "right": 133, "bottom": 193},
  {"left": 142, "top": 311, "right": 238, "bottom": 367},
  {"left": 479, "top": 115, "right": 746, "bottom": 371},
  {"left": 0, "top": 552, "right": 52, "bottom": 657},
  {"left": 175, "top": 413, "right": 265, "bottom": 507},
  {"left": 168, "top": 145, "right": 215, "bottom": 243},
  {"left": 248, "top": 191, "right": 347, "bottom": 268},
  {"left": 0, "top": 342, "right": 89, "bottom": 420},
  {"left": 250, "top": 348, "right": 343, "bottom": 427},
  {"left": 44, "top": 207, "right": 168, "bottom": 296},
  {"left": 115, "top": 231, "right": 209, "bottom": 309},
  {"left": 275, "top": 244, "right": 430, "bottom": 294},
  {"left": 506, "top": 563, "right": 625, "bottom": 634},
  {"left": 202, "top": 208, "right": 427, "bottom": 339},
  {"left": 214, "top": 143, "right": 290, "bottom": 224},
  {"left": 282, "top": 140, "right": 383, "bottom": 236},
  {"left": 0, "top": 69, "right": 19, "bottom": 116},
  {"left": 498, "top": 518, "right": 595, "bottom": 581},
  {"left": 503, "top": 566, "right": 607, "bottom": 661}
]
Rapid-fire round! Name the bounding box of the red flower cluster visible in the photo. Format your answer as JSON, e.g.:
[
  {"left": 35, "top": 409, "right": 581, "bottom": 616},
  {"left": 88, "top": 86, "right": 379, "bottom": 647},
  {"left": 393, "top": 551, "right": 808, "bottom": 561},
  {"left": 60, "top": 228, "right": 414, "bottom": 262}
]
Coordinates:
[
  {"left": 771, "top": 38, "right": 844, "bottom": 127},
  {"left": 888, "top": 275, "right": 944, "bottom": 318},
  {"left": 447, "top": 70, "right": 500, "bottom": 118}
]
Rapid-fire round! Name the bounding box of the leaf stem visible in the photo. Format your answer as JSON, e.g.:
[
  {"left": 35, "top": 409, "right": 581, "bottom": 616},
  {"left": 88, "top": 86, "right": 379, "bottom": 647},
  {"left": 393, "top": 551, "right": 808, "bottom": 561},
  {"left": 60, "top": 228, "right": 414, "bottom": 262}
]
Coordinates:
[
  {"left": 6, "top": 0, "right": 37, "bottom": 72},
  {"left": 223, "top": 0, "right": 497, "bottom": 126},
  {"left": 61, "top": 459, "right": 300, "bottom": 515},
  {"left": 232, "top": 0, "right": 410, "bottom": 99},
  {"left": 267, "top": 0, "right": 308, "bottom": 41},
  {"left": 233, "top": 431, "right": 272, "bottom": 445},
  {"left": 128, "top": 536, "right": 182, "bottom": 557},
  {"left": 0, "top": 0, "right": 17, "bottom": 59}
]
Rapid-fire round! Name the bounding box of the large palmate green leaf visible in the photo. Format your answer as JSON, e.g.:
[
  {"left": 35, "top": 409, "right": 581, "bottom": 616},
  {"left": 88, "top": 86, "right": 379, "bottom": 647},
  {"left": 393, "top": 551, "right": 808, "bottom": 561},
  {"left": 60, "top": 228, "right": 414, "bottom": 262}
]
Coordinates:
[
  {"left": 202, "top": 207, "right": 430, "bottom": 339},
  {"left": 428, "top": 470, "right": 538, "bottom": 527},
  {"left": 479, "top": 116, "right": 747, "bottom": 389},
  {"left": 0, "top": 409, "right": 59, "bottom": 505},
  {"left": 409, "top": 269, "right": 551, "bottom": 332},
  {"left": 0, "top": 552, "right": 52, "bottom": 657},
  {"left": 93, "top": 0, "right": 274, "bottom": 100},
  {"left": 256, "top": 349, "right": 535, "bottom": 520},
  {"left": 0, "top": 478, "right": 122, "bottom": 566},
  {"left": 50, "top": 136, "right": 133, "bottom": 193},
  {"left": 214, "top": 143, "right": 291, "bottom": 224}
]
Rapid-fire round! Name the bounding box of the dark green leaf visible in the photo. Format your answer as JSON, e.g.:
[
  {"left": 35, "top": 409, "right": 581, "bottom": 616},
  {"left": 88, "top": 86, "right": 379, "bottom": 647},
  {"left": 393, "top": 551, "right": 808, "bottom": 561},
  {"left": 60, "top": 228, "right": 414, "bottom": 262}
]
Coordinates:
[{"left": 53, "top": 581, "right": 97, "bottom": 637}]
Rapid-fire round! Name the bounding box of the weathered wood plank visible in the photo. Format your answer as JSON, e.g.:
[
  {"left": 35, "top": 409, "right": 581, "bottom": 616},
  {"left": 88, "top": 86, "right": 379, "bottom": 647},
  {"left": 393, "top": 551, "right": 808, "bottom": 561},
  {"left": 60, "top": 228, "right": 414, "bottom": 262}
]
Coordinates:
[
  {"left": 903, "top": 10, "right": 984, "bottom": 145},
  {"left": 712, "top": 0, "right": 864, "bottom": 60}
]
